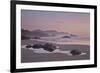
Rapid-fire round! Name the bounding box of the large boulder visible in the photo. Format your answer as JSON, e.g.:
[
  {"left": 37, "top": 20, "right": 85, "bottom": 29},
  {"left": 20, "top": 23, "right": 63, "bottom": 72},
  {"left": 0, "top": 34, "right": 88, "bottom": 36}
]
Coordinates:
[
  {"left": 70, "top": 49, "right": 81, "bottom": 55},
  {"left": 43, "top": 43, "right": 56, "bottom": 52},
  {"left": 62, "top": 36, "right": 71, "bottom": 38},
  {"left": 32, "top": 44, "right": 43, "bottom": 49}
]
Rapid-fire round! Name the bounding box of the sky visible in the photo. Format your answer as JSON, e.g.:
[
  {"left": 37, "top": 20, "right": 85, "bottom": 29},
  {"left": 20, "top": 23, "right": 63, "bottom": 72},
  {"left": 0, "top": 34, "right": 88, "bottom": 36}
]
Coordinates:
[{"left": 21, "top": 10, "right": 90, "bottom": 36}]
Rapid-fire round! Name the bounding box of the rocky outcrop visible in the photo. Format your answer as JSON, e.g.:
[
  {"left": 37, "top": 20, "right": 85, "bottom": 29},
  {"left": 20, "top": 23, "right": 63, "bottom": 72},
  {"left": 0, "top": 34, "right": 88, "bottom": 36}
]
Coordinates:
[
  {"left": 70, "top": 49, "right": 81, "bottom": 55},
  {"left": 43, "top": 43, "right": 57, "bottom": 52}
]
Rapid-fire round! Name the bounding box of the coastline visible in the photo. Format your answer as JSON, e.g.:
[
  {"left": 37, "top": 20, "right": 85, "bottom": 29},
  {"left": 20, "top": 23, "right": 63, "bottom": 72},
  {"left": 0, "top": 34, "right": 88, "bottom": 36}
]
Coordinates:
[{"left": 21, "top": 40, "right": 90, "bottom": 63}]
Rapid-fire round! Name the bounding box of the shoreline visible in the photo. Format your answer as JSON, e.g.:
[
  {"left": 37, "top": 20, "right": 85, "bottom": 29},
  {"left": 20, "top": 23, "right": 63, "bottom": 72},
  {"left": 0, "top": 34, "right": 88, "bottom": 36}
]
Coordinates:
[{"left": 21, "top": 40, "right": 90, "bottom": 63}]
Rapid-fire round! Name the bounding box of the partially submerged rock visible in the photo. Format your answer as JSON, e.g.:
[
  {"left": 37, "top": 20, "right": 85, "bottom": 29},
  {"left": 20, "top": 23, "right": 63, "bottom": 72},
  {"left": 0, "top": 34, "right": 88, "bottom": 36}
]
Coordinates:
[
  {"left": 26, "top": 45, "right": 32, "bottom": 48},
  {"left": 70, "top": 49, "right": 81, "bottom": 55},
  {"left": 43, "top": 43, "right": 57, "bottom": 52},
  {"left": 32, "top": 44, "right": 43, "bottom": 49},
  {"left": 62, "top": 36, "right": 71, "bottom": 38}
]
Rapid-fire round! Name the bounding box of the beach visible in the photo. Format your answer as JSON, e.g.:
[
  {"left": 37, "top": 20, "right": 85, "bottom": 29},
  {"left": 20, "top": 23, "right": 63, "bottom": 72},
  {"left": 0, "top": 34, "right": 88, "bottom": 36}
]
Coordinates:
[{"left": 21, "top": 40, "right": 90, "bottom": 63}]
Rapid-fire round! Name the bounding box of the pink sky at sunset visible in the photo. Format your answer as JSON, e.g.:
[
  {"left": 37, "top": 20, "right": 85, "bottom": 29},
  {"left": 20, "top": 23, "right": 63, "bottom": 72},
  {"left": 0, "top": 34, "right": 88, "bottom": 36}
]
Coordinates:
[{"left": 21, "top": 10, "right": 90, "bottom": 36}]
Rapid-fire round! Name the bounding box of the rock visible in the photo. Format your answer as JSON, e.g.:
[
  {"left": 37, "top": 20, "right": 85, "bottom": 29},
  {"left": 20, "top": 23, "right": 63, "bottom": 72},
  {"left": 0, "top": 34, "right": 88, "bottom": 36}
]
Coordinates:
[
  {"left": 26, "top": 45, "right": 32, "bottom": 48},
  {"left": 43, "top": 43, "right": 56, "bottom": 52},
  {"left": 70, "top": 49, "right": 81, "bottom": 55},
  {"left": 62, "top": 36, "right": 71, "bottom": 38},
  {"left": 32, "top": 44, "right": 43, "bottom": 49}
]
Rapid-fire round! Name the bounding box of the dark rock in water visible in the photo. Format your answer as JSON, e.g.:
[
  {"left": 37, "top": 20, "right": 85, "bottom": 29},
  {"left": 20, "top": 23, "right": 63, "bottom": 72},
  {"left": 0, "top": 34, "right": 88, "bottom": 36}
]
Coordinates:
[
  {"left": 70, "top": 50, "right": 81, "bottom": 55},
  {"left": 26, "top": 45, "right": 32, "bottom": 48},
  {"left": 43, "top": 43, "right": 56, "bottom": 52},
  {"left": 62, "top": 36, "right": 71, "bottom": 38},
  {"left": 32, "top": 44, "right": 43, "bottom": 49}
]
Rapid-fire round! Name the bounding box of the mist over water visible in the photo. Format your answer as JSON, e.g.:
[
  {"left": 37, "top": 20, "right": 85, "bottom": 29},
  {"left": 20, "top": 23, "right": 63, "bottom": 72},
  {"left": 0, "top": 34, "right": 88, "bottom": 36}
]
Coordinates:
[{"left": 30, "top": 35, "right": 90, "bottom": 45}]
